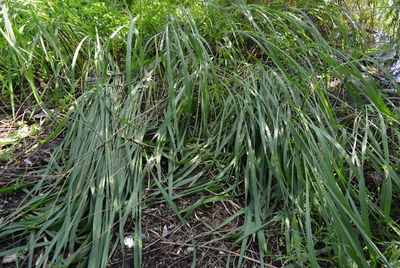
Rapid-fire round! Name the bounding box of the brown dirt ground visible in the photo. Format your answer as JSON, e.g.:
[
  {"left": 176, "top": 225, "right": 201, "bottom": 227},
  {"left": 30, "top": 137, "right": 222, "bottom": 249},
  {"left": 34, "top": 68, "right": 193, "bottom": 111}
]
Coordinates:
[{"left": 108, "top": 197, "right": 284, "bottom": 268}]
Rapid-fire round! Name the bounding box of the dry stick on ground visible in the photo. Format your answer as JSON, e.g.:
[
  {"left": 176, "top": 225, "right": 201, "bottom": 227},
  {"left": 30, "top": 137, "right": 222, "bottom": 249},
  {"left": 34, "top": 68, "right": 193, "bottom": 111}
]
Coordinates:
[{"left": 127, "top": 138, "right": 155, "bottom": 148}]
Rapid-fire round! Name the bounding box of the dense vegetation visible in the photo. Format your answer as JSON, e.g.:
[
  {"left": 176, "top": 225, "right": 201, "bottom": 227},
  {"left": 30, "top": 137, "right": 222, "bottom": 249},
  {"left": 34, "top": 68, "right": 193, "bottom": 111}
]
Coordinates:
[{"left": 1, "top": 0, "right": 399, "bottom": 266}]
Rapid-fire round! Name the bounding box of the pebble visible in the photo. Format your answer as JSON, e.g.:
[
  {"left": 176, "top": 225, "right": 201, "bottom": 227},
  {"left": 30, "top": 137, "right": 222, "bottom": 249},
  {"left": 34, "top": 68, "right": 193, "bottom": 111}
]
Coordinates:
[{"left": 2, "top": 253, "right": 17, "bottom": 264}]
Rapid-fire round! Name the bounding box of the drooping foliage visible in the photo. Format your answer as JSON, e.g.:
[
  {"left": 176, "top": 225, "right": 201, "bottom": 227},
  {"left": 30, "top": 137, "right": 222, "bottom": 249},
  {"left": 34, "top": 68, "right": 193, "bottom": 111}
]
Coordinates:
[{"left": 1, "top": 0, "right": 400, "bottom": 267}]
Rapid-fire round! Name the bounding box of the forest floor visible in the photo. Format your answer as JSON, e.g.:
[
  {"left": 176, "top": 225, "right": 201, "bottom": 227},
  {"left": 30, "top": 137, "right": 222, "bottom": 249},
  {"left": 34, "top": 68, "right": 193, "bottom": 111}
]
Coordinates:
[{"left": 0, "top": 111, "right": 61, "bottom": 210}]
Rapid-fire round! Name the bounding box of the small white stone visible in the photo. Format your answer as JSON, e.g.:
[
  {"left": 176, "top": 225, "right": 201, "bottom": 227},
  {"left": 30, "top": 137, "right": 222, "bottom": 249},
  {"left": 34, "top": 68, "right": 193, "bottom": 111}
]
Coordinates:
[
  {"left": 124, "top": 236, "right": 134, "bottom": 249},
  {"left": 162, "top": 225, "right": 169, "bottom": 237},
  {"left": 2, "top": 253, "right": 17, "bottom": 264},
  {"left": 24, "top": 159, "right": 33, "bottom": 166}
]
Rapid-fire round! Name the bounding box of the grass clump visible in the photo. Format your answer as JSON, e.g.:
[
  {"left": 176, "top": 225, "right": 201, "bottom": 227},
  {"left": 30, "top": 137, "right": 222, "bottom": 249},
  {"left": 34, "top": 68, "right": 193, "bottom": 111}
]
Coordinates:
[{"left": 1, "top": 0, "right": 400, "bottom": 267}]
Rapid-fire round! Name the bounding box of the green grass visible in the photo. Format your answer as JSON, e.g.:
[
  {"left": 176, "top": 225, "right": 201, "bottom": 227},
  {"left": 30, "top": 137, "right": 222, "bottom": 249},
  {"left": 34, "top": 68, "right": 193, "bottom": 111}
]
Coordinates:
[{"left": 1, "top": 0, "right": 400, "bottom": 267}]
